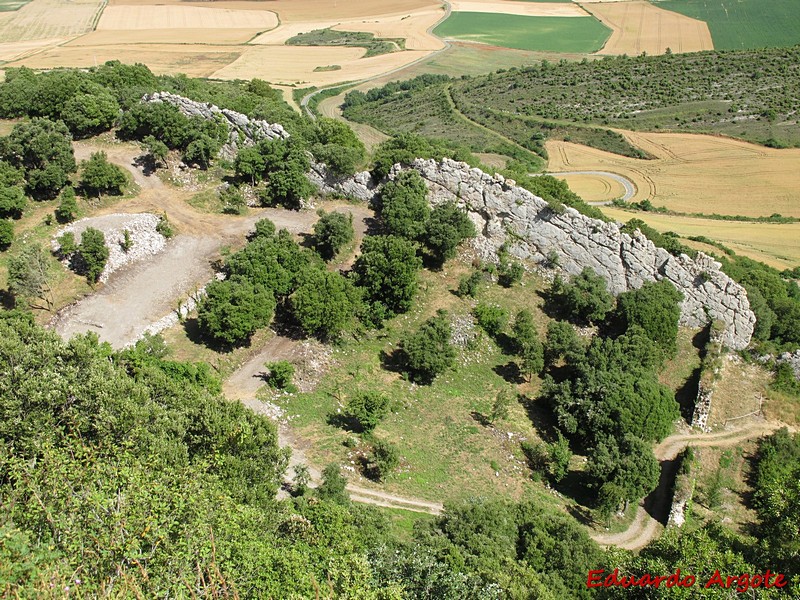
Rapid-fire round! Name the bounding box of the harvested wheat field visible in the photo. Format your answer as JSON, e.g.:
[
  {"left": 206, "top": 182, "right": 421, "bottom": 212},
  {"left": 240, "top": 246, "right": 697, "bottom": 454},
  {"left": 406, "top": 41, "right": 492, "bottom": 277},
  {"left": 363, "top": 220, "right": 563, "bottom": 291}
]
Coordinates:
[
  {"left": 67, "top": 29, "right": 264, "bottom": 46},
  {"left": 600, "top": 206, "right": 800, "bottom": 270},
  {"left": 0, "top": 0, "right": 104, "bottom": 43},
  {"left": 584, "top": 0, "right": 712, "bottom": 55},
  {"left": 107, "top": 0, "right": 437, "bottom": 21},
  {"left": 449, "top": 1, "right": 588, "bottom": 17},
  {"left": 7, "top": 44, "right": 241, "bottom": 77},
  {"left": 97, "top": 5, "right": 278, "bottom": 30},
  {"left": 213, "top": 46, "right": 432, "bottom": 87},
  {"left": 547, "top": 132, "right": 800, "bottom": 218},
  {"left": 554, "top": 173, "right": 627, "bottom": 202}
]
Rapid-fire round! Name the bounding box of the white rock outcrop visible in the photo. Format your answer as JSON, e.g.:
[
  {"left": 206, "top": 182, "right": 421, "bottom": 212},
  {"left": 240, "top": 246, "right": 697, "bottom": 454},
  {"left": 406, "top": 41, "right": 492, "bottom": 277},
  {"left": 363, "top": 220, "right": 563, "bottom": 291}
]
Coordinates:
[
  {"left": 137, "top": 94, "right": 755, "bottom": 349},
  {"left": 406, "top": 158, "right": 755, "bottom": 350},
  {"left": 53, "top": 213, "right": 167, "bottom": 284},
  {"left": 143, "top": 92, "right": 288, "bottom": 159}
]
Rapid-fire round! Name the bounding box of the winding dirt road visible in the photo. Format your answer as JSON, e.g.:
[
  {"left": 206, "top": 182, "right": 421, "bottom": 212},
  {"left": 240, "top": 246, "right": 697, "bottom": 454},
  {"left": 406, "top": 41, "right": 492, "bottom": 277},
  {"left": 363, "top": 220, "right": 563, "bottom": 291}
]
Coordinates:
[
  {"left": 591, "top": 421, "right": 792, "bottom": 550},
  {"left": 223, "top": 355, "right": 444, "bottom": 514}
]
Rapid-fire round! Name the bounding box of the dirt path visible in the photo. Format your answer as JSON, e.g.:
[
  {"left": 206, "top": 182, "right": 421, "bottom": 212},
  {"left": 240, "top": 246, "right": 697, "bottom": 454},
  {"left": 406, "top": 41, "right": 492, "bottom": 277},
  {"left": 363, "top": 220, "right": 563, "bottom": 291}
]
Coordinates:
[
  {"left": 53, "top": 142, "right": 371, "bottom": 349},
  {"left": 590, "top": 420, "right": 791, "bottom": 550},
  {"left": 223, "top": 349, "right": 444, "bottom": 514}
]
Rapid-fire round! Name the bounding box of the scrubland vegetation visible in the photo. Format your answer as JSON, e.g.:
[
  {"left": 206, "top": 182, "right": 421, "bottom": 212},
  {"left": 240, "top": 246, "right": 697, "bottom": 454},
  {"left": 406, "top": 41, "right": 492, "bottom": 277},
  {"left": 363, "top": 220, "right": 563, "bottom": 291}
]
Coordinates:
[{"left": 0, "top": 58, "right": 798, "bottom": 598}]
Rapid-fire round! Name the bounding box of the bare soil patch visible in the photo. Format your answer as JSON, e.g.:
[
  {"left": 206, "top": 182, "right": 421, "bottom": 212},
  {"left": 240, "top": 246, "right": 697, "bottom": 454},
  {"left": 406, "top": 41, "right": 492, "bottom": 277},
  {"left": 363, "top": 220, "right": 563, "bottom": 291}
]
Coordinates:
[{"left": 584, "top": 0, "right": 713, "bottom": 55}]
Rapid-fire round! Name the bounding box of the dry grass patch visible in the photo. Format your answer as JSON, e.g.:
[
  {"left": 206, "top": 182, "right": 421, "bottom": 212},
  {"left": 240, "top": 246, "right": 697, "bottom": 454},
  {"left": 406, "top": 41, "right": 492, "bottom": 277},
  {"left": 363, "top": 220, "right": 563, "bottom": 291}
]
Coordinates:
[
  {"left": 68, "top": 29, "right": 264, "bottom": 46},
  {"left": 691, "top": 443, "right": 759, "bottom": 535},
  {"left": 108, "top": 0, "right": 438, "bottom": 21},
  {"left": 707, "top": 354, "right": 770, "bottom": 430},
  {"left": 584, "top": 0, "right": 712, "bottom": 55},
  {"left": 600, "top": 205, "right": 800, "bottom": 270}
]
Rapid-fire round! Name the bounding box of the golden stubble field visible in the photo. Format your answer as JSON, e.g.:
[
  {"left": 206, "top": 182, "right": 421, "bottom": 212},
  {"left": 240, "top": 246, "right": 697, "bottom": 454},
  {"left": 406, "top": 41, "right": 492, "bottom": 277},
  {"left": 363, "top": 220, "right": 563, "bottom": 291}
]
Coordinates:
[
  {"left": 3, "top": 0, "right": 448, "bottom": 85},
  {"left": 547, "top": 132, "right": 800, "bottom": 269},
  {"left": 582, "top": 0, "right": 713, "bottom": 55}
]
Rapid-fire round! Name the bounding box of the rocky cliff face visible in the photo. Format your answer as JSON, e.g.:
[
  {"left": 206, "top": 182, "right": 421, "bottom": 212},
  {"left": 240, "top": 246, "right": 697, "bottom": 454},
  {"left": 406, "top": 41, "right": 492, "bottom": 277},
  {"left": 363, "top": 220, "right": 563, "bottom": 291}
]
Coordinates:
[
  {"left": 407, "top": 158, "right": 755, "bottom": 350},
  {"left": 143, "top": 92, "right": 288, "bottom": 159},
  {"left": 138, "top": 94, "right": 755, "bottom": 349}
]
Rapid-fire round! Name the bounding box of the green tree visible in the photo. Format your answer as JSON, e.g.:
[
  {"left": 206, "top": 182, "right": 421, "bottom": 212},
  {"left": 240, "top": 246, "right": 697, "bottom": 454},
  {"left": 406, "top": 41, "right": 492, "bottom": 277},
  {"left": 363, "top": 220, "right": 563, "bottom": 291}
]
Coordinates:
[
  {"left": 456, "top": 271, "right": 482, "bottom": 298},
  {"left": 61, "top": 89, "right": 119, "bottom": 138},
  {"left": 344, "top": 391, "right": 390, "bottom": 433},
  {"left": 78, "top": 227, "right": 109, "bottom": 284},
  {"left": 196, "top": 279, "right": 276, "bottom": 346},
  {"left": 318, "top": 463, "right": 349, "bottom": 504},
  {"left": 549, "top": 268, "right": 614, "bottom": 324},
  {"left": 615, "top": 280, "right": 683, "bottom": 357},
  {"left": 370, "top": 438, "right": 400, "bottom": 481},
  {"left": 400, "top": 309, "right": 456, "bottom": 384},
  {"left": 473, "top": 303, "right": 508, "bottom": 337},
  {"left": 423, "top": 201, "right": 476, "bottom": 267},
  {"left": 3, "top": 118, "right": 76, "bottom": 199},
  {"left": 312, "top": 210, "right": 354, "bottom": 260},
  {"left": 489, "top": 389, "right": 513, "bottom": 424},
  {"left": 352, "top": 235, "right": 422, "bottom": 324},
  {"left": 543, "top": 320, "right": 582, "bottom": 368},
  {"left": 54, "top": 187, "right": 78, "bottom": 223},
  {"left": 513, "top": 310, "right": 544, "bottom": 380},
  {"left": 142, "top": 134, "right": 169, "bottom": 168},
  {"left": 79, "top": 152, "right": 127, "bottom": 197},
  {"left": 220, "top": 185, "right": 247, "bottom": 215},
  {"left": 290, "top": 269, "right": 358, "bottom": 340},
  {"left": 183, "top": 135, "right": 217, "bottom": 169},
  {"left": 587, "top": 435, "right": 660, "bottom": 511},
  {"left": 0, "top": 186, "right": 26, "bottom": 219},
  {"left": 312, "top": 117, "right": 366, "bottom": 176},
  {"left": 378, "top": 170, "right": 430, "bottom": 240},
  {"left": 265, "top": 360, "right": 296, "bottom": 392},
  {"left": 7, "top": 244, "right": 53, "bottom": 310},
  {"left": 546, "top": 434, "right": 572, "bottom": 483}
]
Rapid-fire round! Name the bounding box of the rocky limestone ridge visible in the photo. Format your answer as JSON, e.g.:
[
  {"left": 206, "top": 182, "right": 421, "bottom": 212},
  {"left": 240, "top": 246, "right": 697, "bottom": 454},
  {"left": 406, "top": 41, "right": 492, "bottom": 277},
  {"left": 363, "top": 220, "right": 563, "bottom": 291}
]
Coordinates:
[
  {"left": 143, "top": 92, "right": 288, "bottom": 160},
  {"left": 136, "top": 94, "right": 755, "bottom": 348},
  {"left": 403, "top": 158, "right": 755, "bottom": 350}
]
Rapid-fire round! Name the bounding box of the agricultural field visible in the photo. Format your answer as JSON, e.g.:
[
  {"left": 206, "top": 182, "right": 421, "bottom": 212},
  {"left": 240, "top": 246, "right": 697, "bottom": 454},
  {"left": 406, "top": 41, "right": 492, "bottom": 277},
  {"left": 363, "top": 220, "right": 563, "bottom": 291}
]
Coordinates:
[
  {"left": 656, "top": 0, "right": 800, "bottom": 50},
  {"left": 0, "top": 0, "right": 104, "bottom": 43},
  {"left": 547, "top": 133, "right": 800, "bottom": 218},
  {"left": 600, "top": 206, "right": 800, "bottom": 270},
  {"left": 584, "top": 0, "right": 712, "bottom": 55},
  {"left": 433, "top": 12, "right": 611, "bottom": 53}
]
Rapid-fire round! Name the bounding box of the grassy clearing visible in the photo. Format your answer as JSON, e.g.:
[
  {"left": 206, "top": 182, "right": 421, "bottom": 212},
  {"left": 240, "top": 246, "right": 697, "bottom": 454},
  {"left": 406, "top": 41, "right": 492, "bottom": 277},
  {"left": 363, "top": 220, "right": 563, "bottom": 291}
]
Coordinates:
[
  {"left": 434, "top": 13, "right": 611, "bottom": 53},
  {"left": 657, "top": 0, "right": 800, "bottom": 50},
  {"left": 690, "top": 443, "right": 759, "bottom": 536},
  {"left": 377, "top": 506, "right": 436, "bottom": 543},
  {"left": 274, "top": 260, "right": 562, "bottom": 506},
  {"left": 659, "top": 328, "right": 704, "bottom": 422}
]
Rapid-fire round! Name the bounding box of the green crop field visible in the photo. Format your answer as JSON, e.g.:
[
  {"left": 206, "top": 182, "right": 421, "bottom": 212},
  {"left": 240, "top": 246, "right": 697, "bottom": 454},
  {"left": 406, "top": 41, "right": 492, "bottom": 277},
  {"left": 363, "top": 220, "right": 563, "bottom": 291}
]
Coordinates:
[
  {"left": 656, "top": 0, "right": 800, "bottom": 49},
  {"left": 0, "top": 0, "right": 30, "bottom": 11},
  {"left": 433, "top": 12, "right": 611, "bottom": 53}
]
